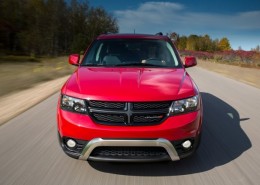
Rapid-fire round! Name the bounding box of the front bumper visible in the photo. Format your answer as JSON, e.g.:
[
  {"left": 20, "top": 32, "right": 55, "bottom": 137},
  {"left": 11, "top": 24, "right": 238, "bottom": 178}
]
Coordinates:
[
  {"left": 80, "top": 138, "right": 179, "bottom": 161},
  {"left": 57, "top": 109, "right": 202, "bottom": 141},
  {"left": 58, "top": 132, "right": 200, "bottom": 162},
  {"left": 57, "top": 104, "right": 202, "bottom": 162}
]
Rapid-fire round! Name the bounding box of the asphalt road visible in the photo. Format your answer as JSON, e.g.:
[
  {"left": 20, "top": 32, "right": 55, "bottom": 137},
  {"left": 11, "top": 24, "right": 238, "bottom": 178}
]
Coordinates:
[{"left": 1, "top": 67, "right": 260, "bottom": 185}]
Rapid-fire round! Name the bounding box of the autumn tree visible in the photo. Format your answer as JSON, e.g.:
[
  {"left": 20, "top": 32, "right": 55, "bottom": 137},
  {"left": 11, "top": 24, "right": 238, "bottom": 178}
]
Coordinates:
[
  {"left": 168, "top": 31, "right": 232, "bottom": 52},
  {"left": 218, "top": 37, "right": 231, "bottom": 51}
]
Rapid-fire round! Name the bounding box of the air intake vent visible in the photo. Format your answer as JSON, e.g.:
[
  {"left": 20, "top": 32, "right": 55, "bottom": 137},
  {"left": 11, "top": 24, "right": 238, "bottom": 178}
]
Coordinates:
[{"left": 90, "top": 146, "right": 169, "bottom": 159}]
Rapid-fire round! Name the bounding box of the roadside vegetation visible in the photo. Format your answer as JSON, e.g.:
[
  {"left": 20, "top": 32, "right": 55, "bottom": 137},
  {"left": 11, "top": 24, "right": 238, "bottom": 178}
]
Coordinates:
[
  {"left": 168, "top": 32, "right": 260, "bottom": 68},
  {"left": 0, "top": 0, "right": 118, "bottom": 97},
  {"left": 0, "top": 56, "right": 75, "bottom": 96},
  {"left": 180, "top": 50, "right": 260, "bottom": 68}
]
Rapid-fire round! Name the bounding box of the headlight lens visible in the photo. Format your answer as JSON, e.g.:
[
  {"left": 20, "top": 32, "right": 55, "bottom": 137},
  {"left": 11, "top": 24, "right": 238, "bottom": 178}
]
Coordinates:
[
  {"left": 170, "top": 95, "right": 199, "bottom": 115},
  {"left": 61, "top": 95, "right": 87, "bottom": 113}
]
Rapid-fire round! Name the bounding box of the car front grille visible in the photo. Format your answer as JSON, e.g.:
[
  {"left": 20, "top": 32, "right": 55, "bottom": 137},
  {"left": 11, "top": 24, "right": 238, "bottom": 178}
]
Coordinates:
[
  {"left": 92, "top": 113, "right": 125, "bottom": 124},
  {"left": 133, "top": 102, "right": 172, "bottom": 110},
  {"left": 87, "top": 101, "right": 171, "bottom": 126},
  {"left": 88, "top": 100, "right": 125, "bottom": 110},
  {"left": 90, "top": 146, "right": 169, "bottom": 159}
]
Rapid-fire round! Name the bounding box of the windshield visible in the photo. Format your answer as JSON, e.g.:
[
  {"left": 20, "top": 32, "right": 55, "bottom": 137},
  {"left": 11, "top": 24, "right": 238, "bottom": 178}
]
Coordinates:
[{"left": 81, "top": 39, "right": 182, "bottom": 68}]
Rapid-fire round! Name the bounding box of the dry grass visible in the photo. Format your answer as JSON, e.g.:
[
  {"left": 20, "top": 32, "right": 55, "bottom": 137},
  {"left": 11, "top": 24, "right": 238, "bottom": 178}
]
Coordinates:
[
  {"left": 197, "top": 59, "right": 260, "bottom": 89},
  {"left": 0, "top": 56, "right": 75, "bottom": 97}
]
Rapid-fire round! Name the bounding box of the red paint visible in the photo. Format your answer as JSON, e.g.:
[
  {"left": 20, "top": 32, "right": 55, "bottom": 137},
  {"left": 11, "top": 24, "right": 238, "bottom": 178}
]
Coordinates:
[
  {"left": 63, "top": 67, "right": 196, "bottom": 101},
  {"left": 57, "top": 109, "right": 202, "bottom": 141},
  {"left": 57, "top": 34, "right": 202, "bottom": 160}
]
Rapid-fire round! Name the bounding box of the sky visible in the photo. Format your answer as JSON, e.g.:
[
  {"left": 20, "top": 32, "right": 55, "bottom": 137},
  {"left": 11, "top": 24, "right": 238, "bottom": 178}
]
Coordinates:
[{"left": 88, "top": 0, "right": 260, "bottom": 51}]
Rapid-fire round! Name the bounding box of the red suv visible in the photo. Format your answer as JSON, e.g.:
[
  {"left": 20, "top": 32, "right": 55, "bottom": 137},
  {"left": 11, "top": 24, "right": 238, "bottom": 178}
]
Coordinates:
[{"left": 57, "top": 33, "right": 203, "bottom": 162}]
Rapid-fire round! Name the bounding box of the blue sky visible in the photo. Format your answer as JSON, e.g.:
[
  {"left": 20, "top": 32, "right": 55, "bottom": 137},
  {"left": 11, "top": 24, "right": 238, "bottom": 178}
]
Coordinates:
[{"left": 88, "top": 0, "right": 260, "bottom": 50}]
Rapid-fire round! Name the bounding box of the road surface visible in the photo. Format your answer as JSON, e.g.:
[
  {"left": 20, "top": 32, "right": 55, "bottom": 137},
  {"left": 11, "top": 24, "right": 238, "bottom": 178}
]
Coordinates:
[{"left": 1, "top": 67, "right": 260, "bottom": 185}]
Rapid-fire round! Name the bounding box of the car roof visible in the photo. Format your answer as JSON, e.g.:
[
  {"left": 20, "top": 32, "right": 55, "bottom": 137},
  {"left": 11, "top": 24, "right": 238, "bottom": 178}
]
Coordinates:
[{"left": 96, "top": 33, "right": 170, "bottom": 41}]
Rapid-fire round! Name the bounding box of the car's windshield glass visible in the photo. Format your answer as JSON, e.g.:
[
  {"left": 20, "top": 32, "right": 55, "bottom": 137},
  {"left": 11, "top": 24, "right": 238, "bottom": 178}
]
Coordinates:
[{"left": 81, "top": 39, "right": 182, "bottom": 68}]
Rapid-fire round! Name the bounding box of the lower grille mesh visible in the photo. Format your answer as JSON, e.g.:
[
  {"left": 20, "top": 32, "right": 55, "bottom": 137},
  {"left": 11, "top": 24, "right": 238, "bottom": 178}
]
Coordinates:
[{"left": 90, "top": 147, "right": 169, "bottom": 159}]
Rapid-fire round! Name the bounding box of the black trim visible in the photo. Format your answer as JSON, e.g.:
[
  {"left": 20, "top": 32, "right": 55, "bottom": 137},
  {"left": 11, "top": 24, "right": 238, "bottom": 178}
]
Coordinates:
[
  {"left": 88, "top": 155, "right": 170, "bottom": 162},
  {"left": 57, "top": 132, "right": 89, "bottom": 159},
  {"left": 171, "top": 134, "right": 201, "bottom": 159}
]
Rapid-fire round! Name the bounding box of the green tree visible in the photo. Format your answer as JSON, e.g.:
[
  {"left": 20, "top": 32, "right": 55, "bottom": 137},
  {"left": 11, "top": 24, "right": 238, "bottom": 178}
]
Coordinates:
[
  {"left": 69, "top": 1, "right": 118, "bottom": 53},
  {"left": 186, "top": 35, "right": 199, "bottom": 51},
  {"left": 18, "top": 0, "right": 46, "bottom": 56},
  {"left": 68, "top": 0, "right": 89, "bottom": 53},
  {"left": 0, "top": 0, "right": 26, "bottom": 52},
  {"left": 212, "top": 39, "right": 219, "bottom": 51},
  {"left": 0, "top": 0, "right": 119, "bottom": 56},
  {"left": 197, "top": 34, "right": 213, "bottom": 51},
  {"left": 44, "top": 0, "right": 68, "bottom": 55},
  {"left": 176, "top": 36, "right": 187, "bottom": 50},
  {"left": 86, "top": 7, "right": 118, "bottom": 43}
]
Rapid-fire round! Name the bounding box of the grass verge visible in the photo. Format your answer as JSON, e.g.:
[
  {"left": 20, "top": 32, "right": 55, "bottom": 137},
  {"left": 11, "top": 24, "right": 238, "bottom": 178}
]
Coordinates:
[{"left": 0, "top": 56, "right": 75, "bottom": 97}]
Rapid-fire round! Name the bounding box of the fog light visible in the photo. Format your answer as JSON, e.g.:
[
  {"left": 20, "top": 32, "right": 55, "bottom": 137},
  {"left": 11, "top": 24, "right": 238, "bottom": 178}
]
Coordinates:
[
  {"left": 66, "top": 139, "right": 76, "bottom": 148},
  {"left": 182, "top": 140, "right": 192, "bottom": 149}
]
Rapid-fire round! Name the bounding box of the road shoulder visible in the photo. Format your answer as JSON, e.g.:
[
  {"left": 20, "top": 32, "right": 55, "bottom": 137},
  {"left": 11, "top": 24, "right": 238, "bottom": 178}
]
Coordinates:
[
  {"left": 0, "top": 76, "right": 69, "bottom": 125},
  {"left": 197, "top": 60, "right": 260, "bottom": 89}
]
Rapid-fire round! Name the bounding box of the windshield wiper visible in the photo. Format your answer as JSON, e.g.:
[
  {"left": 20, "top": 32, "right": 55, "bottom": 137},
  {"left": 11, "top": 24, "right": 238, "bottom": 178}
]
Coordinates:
[
  {"left": 115, "top": 63, "right": 161, "bottom": 67},
  {"left": 81, "top": 63, "right": 163, "bottom": 67},
  {"left": 80, "top": 63, "right": 103, "bottom": 66}
]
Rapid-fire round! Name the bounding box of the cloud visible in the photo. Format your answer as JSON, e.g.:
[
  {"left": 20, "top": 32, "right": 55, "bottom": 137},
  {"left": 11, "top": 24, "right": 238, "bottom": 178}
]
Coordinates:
[
  {"left": 114, "top": 2, "right": 184, "bottom": 31},
  {"left": 138, "top": 2, "right": 183, "bottom": 11},
  {"left": 114, "top": 1, "right": 260, "bottom": 33},
  {"left": 234, "top": 11, "right": 260, "bottom": 29}
]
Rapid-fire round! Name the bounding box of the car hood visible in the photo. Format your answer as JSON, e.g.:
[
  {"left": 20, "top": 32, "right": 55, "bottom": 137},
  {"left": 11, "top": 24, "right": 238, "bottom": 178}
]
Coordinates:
[{"left": 63, "top": 67, "right": 196, "bottom": 101}]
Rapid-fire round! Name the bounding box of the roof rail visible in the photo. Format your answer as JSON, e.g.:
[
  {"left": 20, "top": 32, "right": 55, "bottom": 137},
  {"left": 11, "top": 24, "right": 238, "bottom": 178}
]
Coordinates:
[{"left": 155, "top": 32, "right": 163, "bottom": 36}]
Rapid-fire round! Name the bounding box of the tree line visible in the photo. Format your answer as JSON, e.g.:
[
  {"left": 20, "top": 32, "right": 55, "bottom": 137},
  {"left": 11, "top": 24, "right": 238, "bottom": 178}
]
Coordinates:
[
  {"left": 0, "top": 0, "right": 118, "bottom": 56},
  {"left": 168, "top": 32, "right": 232, "bottom": 52}
]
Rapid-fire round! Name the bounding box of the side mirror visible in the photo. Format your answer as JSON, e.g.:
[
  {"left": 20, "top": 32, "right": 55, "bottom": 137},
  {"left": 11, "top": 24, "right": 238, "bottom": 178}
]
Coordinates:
[
  {"left": 69, "top": 54, "right": 80, "bottom": 66},
  {"left": 184, "top": 56, "right": 197, "bottom": 68}
]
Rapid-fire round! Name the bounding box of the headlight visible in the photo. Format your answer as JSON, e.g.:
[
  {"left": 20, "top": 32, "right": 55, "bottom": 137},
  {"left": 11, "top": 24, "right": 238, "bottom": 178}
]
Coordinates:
[
  {"left": 170, "top": 95, "right": 199, "bottom": 115},
  {"left": 61, "top": 95, "right": 87, "bottom": 113}
]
